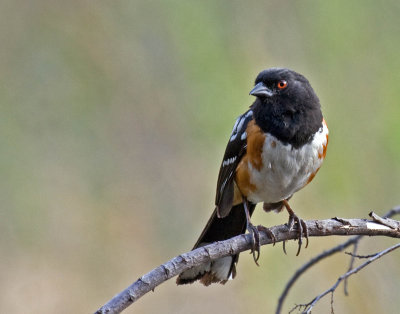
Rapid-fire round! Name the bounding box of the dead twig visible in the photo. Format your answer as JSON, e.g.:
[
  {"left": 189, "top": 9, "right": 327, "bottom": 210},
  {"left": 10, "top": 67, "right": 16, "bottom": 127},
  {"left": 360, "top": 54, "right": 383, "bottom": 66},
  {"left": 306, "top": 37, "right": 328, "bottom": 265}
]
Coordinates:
[
  {"left": 344, "top": 251, "right": 379, "bottom": 259},
  {"left": 275, "top": 206, "right": 400, "bottom": 314},
  {"left": 290, "top": 242, "right": 400, "bottom": 313},
  {"left": 343, "top": 241, "right": 358, "bottom": 296},
  {"left": 96, "top": 211, "right": 400, "bottom": 314}
]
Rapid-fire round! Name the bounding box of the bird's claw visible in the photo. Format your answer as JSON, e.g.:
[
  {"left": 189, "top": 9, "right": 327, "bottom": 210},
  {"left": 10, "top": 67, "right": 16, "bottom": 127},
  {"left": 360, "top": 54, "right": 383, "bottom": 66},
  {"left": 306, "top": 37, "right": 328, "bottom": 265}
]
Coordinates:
[
  {"left": 283, "top": 200, "right": 309, "bottom": 256},
  {"left": 286, "top": 212, "right": 309, "bottom": 256},
  {"left": 247, "top": 222, "right": 260, "bottom": 265}
]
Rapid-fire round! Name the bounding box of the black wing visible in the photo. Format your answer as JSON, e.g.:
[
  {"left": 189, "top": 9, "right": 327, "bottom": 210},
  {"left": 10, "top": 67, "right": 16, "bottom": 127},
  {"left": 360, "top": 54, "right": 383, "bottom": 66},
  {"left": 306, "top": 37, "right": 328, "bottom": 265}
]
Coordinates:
[{"left": 215, "top": 109, "right": 254, "bottom": 218}]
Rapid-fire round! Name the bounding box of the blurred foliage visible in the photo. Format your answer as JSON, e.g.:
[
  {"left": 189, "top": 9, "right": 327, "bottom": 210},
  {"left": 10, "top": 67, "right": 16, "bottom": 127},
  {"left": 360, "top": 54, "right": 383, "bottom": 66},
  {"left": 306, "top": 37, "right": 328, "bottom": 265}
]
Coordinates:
[{"left": 1, "top": 0, "right": 400, "bottom": 313}]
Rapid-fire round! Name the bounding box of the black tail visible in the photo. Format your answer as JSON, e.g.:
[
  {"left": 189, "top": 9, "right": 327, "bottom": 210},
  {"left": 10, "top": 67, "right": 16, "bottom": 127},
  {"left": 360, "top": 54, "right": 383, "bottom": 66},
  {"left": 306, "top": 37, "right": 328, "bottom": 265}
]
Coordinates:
[{"left": 176, "top": 203, "right": 256, "bottom": 286}]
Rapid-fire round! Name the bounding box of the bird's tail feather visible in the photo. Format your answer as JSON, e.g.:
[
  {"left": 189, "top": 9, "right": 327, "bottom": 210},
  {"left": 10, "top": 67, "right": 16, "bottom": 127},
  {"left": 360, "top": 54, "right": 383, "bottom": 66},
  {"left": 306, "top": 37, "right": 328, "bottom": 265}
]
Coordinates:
[{"left": 176, "top": 203, "right": 256, "bottom": 286}]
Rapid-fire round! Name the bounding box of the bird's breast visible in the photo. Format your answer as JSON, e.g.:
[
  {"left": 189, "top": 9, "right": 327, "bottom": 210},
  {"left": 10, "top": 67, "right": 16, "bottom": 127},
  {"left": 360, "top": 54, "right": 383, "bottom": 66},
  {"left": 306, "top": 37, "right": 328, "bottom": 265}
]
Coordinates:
[{"left": 235, "top": 119, "right": 328, "bottom": 204}]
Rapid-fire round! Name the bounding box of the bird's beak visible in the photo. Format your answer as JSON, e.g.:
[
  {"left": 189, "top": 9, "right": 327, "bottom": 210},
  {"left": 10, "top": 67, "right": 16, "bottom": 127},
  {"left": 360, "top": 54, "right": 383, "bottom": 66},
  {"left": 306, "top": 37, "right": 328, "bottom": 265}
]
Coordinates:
[{"left": 249, "top": 82, "right": 273, "bottom": 97}]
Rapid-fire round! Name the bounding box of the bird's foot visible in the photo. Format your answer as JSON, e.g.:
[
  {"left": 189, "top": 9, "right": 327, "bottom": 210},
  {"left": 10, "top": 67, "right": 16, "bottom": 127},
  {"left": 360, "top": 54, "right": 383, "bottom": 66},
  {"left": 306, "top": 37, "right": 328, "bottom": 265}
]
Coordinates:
[
  {"left": 242, "top": 198, "right": 261, "bottom": 265},
  {"left": 246, "top": 221, "right": 261, "bottom": 265},
  {"left": 282, "top": 200, "right": 308, "bottom": 256}
]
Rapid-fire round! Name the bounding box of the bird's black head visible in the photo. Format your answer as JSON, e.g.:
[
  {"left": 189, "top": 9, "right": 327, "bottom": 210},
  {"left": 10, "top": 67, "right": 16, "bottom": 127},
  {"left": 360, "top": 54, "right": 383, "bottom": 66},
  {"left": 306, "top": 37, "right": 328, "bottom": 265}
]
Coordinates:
[{"left": 249, "top": 68, "right": 323, "bottom": 148}]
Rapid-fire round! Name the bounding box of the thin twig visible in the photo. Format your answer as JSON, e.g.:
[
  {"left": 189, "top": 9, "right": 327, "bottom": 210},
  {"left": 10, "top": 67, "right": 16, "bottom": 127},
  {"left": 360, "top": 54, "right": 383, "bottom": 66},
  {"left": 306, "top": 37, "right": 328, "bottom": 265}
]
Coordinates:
[
  {"left": 344, "top": 241, "right": 358, "bottom": 296},
  {"left": 369, "top": 211, "right": 400, "bottom": 229},
  {"left": 276, "top": 235, "right": 361, "bottom": 314},
  {"left": 275, "top": 206, "right": 400, "bottom": 314},
  {"left": 344, "top": 251, "right": 379, "bottom": 259},
  {"left": 290, "top": 242, "right": 400, "bottom": 313}
]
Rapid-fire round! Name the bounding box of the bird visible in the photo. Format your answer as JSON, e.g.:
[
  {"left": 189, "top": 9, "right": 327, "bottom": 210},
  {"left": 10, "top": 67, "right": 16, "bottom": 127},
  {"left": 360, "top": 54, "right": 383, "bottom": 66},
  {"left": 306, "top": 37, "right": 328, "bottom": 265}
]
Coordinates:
[{"left": 176, "top": 67, "right": 328, "bottom": 286}]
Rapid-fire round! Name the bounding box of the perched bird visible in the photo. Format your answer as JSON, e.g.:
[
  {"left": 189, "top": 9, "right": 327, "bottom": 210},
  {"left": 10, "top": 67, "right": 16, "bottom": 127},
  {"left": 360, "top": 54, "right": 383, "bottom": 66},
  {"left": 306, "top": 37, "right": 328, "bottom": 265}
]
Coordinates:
[{"left": 176, "top": 68, "right": 328, "bottom": 286}]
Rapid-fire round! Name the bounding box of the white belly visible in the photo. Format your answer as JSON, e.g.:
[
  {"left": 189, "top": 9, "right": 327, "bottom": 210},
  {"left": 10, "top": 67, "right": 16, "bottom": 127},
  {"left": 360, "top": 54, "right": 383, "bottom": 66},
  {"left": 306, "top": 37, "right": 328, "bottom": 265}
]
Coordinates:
[{"left": 246, "top": 122, "right": 328, "bottom": 204}]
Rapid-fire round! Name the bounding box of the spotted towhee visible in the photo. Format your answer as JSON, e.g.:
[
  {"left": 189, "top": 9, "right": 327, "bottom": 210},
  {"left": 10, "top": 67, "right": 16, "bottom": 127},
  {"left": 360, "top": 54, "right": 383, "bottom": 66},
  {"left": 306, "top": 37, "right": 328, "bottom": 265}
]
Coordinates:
[{"left": 176, "top": 68, "right": 328, "bottom": 286}]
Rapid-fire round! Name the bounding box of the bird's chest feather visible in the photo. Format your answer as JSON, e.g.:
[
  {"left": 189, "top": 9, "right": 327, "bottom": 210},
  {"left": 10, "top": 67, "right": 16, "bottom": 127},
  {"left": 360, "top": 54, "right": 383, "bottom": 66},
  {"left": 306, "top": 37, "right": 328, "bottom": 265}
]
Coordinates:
[{"left": 236, "top": 120, "right": 328, "bottom": 203}]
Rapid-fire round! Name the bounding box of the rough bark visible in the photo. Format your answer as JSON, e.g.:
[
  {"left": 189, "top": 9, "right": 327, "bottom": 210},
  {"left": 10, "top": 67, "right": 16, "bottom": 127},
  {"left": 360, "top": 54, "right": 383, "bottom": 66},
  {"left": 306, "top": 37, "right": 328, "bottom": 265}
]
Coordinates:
[{"left": 95, "top": 214, "right": 400, "bottom": 314}]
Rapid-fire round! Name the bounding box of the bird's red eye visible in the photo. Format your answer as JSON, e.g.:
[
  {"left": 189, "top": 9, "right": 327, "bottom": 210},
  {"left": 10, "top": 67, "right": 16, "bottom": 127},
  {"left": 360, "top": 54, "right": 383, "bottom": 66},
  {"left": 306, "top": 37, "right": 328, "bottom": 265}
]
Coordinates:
[{"left": 277, "top": 80, "right": 288, "bottom": 89}]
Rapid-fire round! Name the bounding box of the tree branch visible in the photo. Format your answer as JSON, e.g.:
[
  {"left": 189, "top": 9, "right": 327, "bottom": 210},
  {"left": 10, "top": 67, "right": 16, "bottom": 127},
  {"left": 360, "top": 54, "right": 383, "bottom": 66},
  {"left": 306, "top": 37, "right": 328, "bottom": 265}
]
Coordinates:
[
  {"left": 275, "top": 206, "right": 400, "bottom": 314},
  {"left": 95, "top": 214, "right": 400, "bottom": 314},
  {"left": 343, "top": 240, "right": 358, "bottom": 296},
  {"left": 290, "top": 242, "right": 400, "bottom": 313}
]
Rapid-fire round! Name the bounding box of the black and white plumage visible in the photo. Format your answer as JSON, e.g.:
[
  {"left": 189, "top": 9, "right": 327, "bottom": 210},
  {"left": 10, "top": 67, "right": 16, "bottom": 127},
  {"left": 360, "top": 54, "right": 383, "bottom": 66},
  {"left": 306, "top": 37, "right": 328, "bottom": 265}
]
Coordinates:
[
  {"left": 215, "top": 109, "right": 253, "bottom": 219},
  {"left": 177, "top": 68, "right": 328, "bottom": 286}
]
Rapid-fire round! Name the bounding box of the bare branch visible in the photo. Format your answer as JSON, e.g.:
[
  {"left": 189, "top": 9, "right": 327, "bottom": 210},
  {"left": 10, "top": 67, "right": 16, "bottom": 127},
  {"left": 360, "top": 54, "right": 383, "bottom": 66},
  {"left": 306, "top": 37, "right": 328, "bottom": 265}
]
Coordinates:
[
  {"left": 95, "top": 214, "right": 400, "bottom": 314},
  {"left": 275, "top": 206, "right": 400, "bottom": 314},
  {"left": 276, "top": 235, "right": 362, "bottom": 314},
  {"left": 344, "top": 251, "right": 379, "bottom": 259},
  {"left": 290, "top": 242, "right": 400, "bottom": 313},
  {"left": 369, "top": 211, "right": 400, "bottom": 229},
  {"left": 343, "top": 241, "right": 358, "bottom": 296}
]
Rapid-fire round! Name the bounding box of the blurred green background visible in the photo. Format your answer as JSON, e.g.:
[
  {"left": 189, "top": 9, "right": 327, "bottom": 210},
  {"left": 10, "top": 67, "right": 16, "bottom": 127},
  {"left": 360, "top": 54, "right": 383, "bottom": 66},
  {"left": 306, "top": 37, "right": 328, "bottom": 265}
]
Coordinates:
[{"left": 1, "top": 1, "right": 400, "bottom": 313}]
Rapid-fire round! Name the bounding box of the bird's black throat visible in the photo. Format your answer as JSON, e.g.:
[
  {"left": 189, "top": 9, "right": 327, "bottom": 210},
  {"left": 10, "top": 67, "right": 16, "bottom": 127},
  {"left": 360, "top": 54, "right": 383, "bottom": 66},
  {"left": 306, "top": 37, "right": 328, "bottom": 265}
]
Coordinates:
[{"left": 252, "top": 97, "right": 323, "bottom": 149}]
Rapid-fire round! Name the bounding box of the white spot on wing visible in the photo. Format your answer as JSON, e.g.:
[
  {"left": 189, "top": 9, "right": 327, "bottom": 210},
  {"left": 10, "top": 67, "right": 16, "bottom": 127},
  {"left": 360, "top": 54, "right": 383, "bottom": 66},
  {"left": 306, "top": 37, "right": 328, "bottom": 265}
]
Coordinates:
[
  {"left": 230, "top": 110, "right": 253, "bottom": 142},
  {"left": 230, "top": 117, "right": 240, "bottom": 136},
  {"left": 220, "top": 177, "right": 228, "bottom": 193},
  {"left": 233, "top": 118, "right": 245, "bottom": 140},
  {"left": 245, "top": 110, "right": 253, "bottom": 118},
  {"left": 222, "top": 157, "right": 237, "bottom": 167}
]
